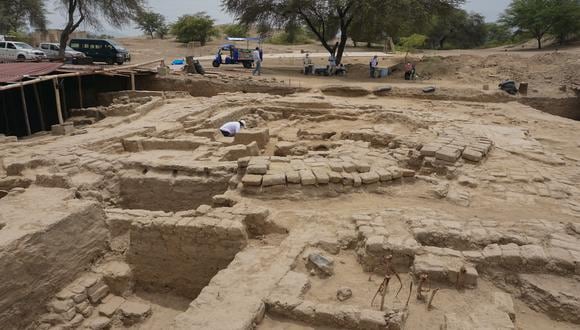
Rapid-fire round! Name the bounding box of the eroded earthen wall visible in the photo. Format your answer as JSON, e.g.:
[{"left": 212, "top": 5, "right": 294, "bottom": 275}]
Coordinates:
[
  {"left": 125, "top": 214, "right": 248, "bottom": 299},
  {"left": 0, "top": 202, "right": 107, "bottom": 329}
]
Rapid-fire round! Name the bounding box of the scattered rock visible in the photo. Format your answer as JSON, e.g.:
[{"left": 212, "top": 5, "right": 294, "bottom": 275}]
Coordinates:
[
  {"left": 307, "top": 253, "right": 335, "bottom": 276},
  {"left": 336, "top": 287, "right": 353, "bottom": 301}
]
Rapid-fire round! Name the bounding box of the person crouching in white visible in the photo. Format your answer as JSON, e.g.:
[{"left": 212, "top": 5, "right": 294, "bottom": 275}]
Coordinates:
[{"left": 219, "top": 120, "right": 246, "bottom": 137}]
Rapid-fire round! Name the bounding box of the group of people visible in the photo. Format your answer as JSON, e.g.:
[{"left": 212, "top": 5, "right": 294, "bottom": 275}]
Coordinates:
[{"left": 303, "top": 53, "right": 346, "bottom": 76}]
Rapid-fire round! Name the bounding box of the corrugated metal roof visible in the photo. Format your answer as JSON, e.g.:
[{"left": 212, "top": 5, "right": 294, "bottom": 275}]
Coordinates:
[{"left": 0, "top": 62, "right": 63, "bottom": 83}]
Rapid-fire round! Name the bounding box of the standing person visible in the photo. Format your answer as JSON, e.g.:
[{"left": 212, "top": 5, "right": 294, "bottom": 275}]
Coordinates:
[
  {"left": 219, "top": 120, "right": 246, "bottom": 137},
  {"left": 370, "top": 55, "right": 379, "bottom": 78},
  {"left": 303, "top": 53, "right": 313, "bottom": 75},
  {"left": 252, "top": 47, "right": 262, "bottom": 76},
  {"left": 328, "top": 53, "right": 337, "bottom": 76},
  {"left": 404, "top": 62, "right": 413, "bottom": 80}
]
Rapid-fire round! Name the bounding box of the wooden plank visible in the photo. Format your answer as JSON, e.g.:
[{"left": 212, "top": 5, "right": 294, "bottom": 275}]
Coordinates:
[
  {"left": 32, "top": 83, "right": 46, "bottom": 130},
  {"left": 19, "top": 85, "right": 31, "bottom": 136},
  {"left": 1, "top": 93, "right": 9, "bottom": 133}
]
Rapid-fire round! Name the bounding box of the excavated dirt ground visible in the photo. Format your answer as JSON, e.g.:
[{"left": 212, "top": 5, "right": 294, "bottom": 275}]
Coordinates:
[{"left": 0, "top": 53, "right": 580, "bottom": 330}]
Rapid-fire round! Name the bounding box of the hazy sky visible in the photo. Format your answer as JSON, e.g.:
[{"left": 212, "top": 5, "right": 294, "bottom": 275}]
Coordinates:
[{"left": 46, "top": 0, "right": 512, "bottom": 36}]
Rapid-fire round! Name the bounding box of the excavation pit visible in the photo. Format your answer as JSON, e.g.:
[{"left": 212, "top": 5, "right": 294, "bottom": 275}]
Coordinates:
[{"left": 1, "top": 68, "right": 580, "bottom": 330}]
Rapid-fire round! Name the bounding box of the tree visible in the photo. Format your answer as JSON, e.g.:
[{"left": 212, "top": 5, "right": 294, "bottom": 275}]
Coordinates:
[
  {"left": 551, "top": 0, "right": 580, "bottom": 44},
  {"left": 135, "top": 10, "right": 167, "bottom": 39},
  {"left": 222, "top": 0, "right": 465, "bottom": 65},
  {"left": 427, "top": 9, "right": 487, "bottom": 49},
  {"left": 0, "top": 0, "right": 46, "bottom": 34},
  {"left": 485, "top": 22, "right": 514, "bottom": 46},
  {"left": 58, "top": 0, "right": 144, "bottom": 58},
  {"left": 223, "top": 23, "right": 249, "bottom": 37},
  {"left": 171, "top": 12, "right": 217, "bottom": 45}
]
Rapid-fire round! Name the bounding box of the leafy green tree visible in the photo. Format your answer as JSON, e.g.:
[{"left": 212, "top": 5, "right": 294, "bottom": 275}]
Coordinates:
[
  {"left": 500, "top": 0, "right": 579, "bottom": 49},
  {"left": 485, "top": 22, "right": 513, "bottom": 46},
  {"left": 57, "top": 0, "right": 145, "bottom": 58},
  {"left": 551, "top": 0, "right": 580, "bottom": 44},
  {"left": 400, "top": 33, "right": 427, "bottom": 60},
  {"left": 135, "top": 10, "right": 167, "bottom": 39},
  {"left": 171, "top": 12, "right": 217, "bottom": 45},
  {"left": 222, "top": 23, "right": 249, "bottom": 37},
  {"left": 0, "top": 0, "right": 46, "bottom": 34},
  {"left": 221, "top": 0, "right": 465, "bottom": 65}
]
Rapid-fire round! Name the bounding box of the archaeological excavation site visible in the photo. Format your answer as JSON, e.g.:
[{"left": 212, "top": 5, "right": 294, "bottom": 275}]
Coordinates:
[{"left": 1, "top": 65, "right": 580, "bottom": 330}]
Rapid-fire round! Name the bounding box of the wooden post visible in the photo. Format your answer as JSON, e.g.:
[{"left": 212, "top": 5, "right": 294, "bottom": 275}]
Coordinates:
[
  {"left": 19, "top": 85, "right": 31, "bottom": 136},
  {"left": 130, "top": 72, "right": 136, "bottom": 91},
  {"left": 1, "top": 93, "right": 9, "bottom": 133},
  {"left": 60, "top": 79, "right": 68, "bottom": 119},
  {"left": 77, "top": 74, "right": 84, "bottom": 108},
  {"left": 53, "top": 78, "right": 64, "bottom": 124},
  {"left": 32, "top": 83, "right": 46, "bottom": 130}
]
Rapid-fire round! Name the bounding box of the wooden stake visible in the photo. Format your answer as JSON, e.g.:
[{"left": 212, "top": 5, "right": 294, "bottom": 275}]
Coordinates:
[
  {"left": 19, "top": 85, "right": 31, "bottom": 136},
  {"left": 60, "top": 79, "right": 68, "bottom": 119},
  {"left": 77, "top": 74, "right": 84, "bottom": 108},
  {"left": 53, "top": 78, "right": 63, "bottom": 124},
  {"left": 427, "top": 288, "right": 440, "bottom": 311},
  {"left": 32, "top": 83, "right": 45, "bottom": 130}
]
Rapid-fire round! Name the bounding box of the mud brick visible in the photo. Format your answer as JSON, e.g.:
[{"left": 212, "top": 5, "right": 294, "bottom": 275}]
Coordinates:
[
  {"left": 352, "top": 173, "right": 362, "bottom": 187},
  {"left": 355, "top": 162, "right": 371, "bottom": 173},
  {"left": 500, "top": 243, "right": 523, "bottom": 267},
  {"left": 546, "top": 247, "right": 574, "bottom": 271},
  {"left": 360, "top": 171, "right": 380, "bottom": 184},
  {"left": 48, "top": 299, "right": 74, "bottom": 313},
  {"left": 312, "top": 169, "right": 330, "bottom": 184},
  {"left": 242, "top": 174, "right": 262, "bottom": 187},
  {"left": 436, "top": 147, "right": 461, "bottom": 162},
  {"left": 237, "top": 157, "right": 250, "bottom": 168},
  {"left": 342, "top": 161, "right": 357, "bottom": 173},
  {"left": 376, "top": 169, "right": 393, "bottom": 182},
  {"left": 88, "top": 284, "right": 109, "bottom": 304},
  {"left": 119, "top": 301, "right": 152, "bottom": 325},
  {"left": 388, "top": 167, "right": 402, "bottom": 179},
  {"left": 86, "top": 316, "right": 111, "bottom": 330},
  {"left": 462, "top": 148, "right": 484, "bottom": 162},
  {"left": 464, "top": 266, "right": 478, "bottom": 287},
  {"left": 420, "top": 143, "right": 442, "bottom": 157},
  {"left": 341, "top": 172, "right": 354, "bottom": 185},
  {"left": 328, "top": 171, "right": 342, "bottom": 184},
  {"left": 329, "top": 162, "right": 344, "bottom": 172},
  {"left": 69, "top": 314, "right": 84, "bottom": 327},
  {"left": 483, "top": 244, "right": 502, "bottom": 263},
  {"left": 285, "top": 171, "right": 301, "bottom": 184},
  {"left": 365, "top": 235, "right": 385, "bottom": 252},
  {"left": 99, "top": 296, "right": 126, "bottom": 317},
  {"left": 60, "top": 307, "right": 77, "bottom": 321},
  {"left": 520, "top": 245, "right": 547, "bottom": 266},
  {"left": 262, "top": 174, "right": 286, "bottom": 187},
  {"left": 401, "top": 169, "right": 416, "bottom": 177},
  {"left": 443, "top": 313, "right": 472, "bottom": 330},
  {"left": 300, "top": 170, "right": 316, "bottom": 186},
  {"left": 247, "top": 163, "right": 268, "bottom": 175}
]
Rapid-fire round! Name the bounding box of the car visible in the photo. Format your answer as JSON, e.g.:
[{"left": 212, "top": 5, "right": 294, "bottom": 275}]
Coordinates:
[
  {"left": 39, "top": 43, "right": 86, "bottom": 61},
  {"left": 69, "top": 38, "right": 130, "bottom": 65},
  {"left": 0, "top": 41, "right": 46, "bottom": 62}
]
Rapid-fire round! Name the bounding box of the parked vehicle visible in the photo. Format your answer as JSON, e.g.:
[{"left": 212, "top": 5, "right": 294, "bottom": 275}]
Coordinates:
[
  {"left": 69, "top": 38, "right": 130, "bottom": 65},
  {"left": 39, "top": 43, "right": 86, "bottom": 61},
  {"left": 0, "top": 41, "right": 46, "bottom": 62},
  {"left": 212, "top": 37, "right": 262, "bottom": 69}
]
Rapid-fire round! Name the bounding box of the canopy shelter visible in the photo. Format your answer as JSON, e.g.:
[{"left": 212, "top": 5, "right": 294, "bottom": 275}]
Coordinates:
[
  {"left": 225, "top": 37, "right": 262, "bottom": 48},
  {"left": 0, "top": 63, "right": 63, "bottom": 84}
]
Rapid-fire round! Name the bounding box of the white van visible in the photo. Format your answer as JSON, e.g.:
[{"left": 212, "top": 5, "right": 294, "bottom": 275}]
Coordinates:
[
  {"left": 39, "top": 43, "right": 86, "bottom": 60},
  {"left": 0, "top": 41, "right": 46, "bottom": 62}
]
